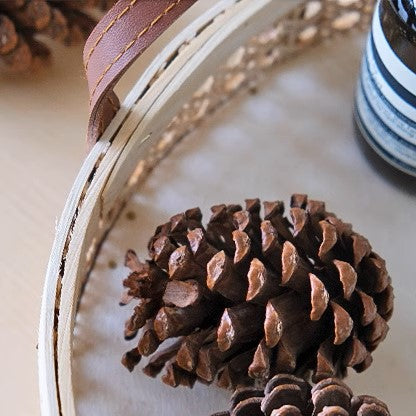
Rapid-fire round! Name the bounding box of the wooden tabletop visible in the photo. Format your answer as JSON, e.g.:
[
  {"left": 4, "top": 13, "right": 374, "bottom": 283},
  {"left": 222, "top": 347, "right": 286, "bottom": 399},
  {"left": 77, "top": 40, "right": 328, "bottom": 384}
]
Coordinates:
[{"left": 0, "top": 44, "right": 87, "bottom": 415}]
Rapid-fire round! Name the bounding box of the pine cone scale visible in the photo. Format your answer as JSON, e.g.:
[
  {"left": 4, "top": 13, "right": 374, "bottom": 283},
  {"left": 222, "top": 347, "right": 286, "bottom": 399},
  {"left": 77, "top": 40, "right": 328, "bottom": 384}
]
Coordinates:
[
  {"left": 217, "top": 303, "right": 264, "bottom": 351},
  {"left": 0, "top": 15, "right": 18, "bottom": 54},
  {"left": 247, "top": 258, "right": 283, "bottom": 304},
  {"left": 309, "top": 273, "right": 329, "bottom": 321},
  {"left": 176, "top": 328, "right": 214, "bottom": 371}
]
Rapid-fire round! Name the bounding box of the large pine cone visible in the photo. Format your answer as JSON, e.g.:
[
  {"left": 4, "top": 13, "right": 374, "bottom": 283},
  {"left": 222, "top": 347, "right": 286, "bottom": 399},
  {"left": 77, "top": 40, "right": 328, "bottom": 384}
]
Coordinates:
[
  {"left": 121, "top": 195, "right": 393, "bottom": 389},
  {"left": 0, "top": 0, "right": 115, "bottom": 72},
  {"left": 211, "top": 374, "right": 390, "bottom": 416}
]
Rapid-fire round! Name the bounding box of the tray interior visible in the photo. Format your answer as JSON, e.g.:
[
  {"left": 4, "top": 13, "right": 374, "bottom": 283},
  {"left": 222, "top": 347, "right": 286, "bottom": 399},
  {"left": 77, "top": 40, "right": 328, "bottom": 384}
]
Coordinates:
[{"left": 72, "top": 33, "right": 416, "bottom": 415}]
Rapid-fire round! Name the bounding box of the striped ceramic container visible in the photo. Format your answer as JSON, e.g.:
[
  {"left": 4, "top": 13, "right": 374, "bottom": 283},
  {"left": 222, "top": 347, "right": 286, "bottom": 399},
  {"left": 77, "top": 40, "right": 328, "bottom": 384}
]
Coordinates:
[{"left": 355, "top": 0, "right": 416, "bottom": 176}]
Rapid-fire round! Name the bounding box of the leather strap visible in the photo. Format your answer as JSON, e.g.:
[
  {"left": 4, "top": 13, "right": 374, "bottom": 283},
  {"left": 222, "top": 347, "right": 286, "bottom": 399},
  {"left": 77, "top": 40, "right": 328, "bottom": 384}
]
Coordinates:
[{"left": 84, "top": 0, "right": 197, "bottom": 147}]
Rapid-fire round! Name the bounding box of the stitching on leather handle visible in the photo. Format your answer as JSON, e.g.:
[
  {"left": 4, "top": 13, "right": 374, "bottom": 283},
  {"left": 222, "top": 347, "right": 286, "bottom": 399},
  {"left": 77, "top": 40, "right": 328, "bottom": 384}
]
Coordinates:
[
  {"left": 84, "top": 0, "right": 138, "bottom": 71},
  {"left": 89, "top": 0, "right": 183, "bottom": 102}
]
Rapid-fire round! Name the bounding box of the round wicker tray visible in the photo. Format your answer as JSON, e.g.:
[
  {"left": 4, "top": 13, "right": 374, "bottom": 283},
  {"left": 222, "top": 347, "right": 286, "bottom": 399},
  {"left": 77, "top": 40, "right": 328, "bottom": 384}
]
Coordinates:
[{"left": 38, "top": 1, "right": 415, "bottom": 415}]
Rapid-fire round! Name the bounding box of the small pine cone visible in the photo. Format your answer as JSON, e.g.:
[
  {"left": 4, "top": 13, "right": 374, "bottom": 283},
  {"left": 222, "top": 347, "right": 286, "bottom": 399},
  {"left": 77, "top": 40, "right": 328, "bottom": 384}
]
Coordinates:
[
  {"left": 0, "top": 0, "right": 116, "bottom": 73},
  {"left": 211, "top": 374, "right": 391, "bottom": 416},
  {"left": 121, "top": 195, "right": 393, "bottom": 389}
]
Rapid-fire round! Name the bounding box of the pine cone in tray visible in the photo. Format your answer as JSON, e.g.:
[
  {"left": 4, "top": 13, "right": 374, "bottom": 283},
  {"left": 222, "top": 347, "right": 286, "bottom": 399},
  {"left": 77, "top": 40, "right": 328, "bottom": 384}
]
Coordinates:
[
  {"left": 121, "top": 195, "right": 393, "bottom": 389},
  {"left": 0, "top": 0, "right": 115, "bottom": 73},
  {"left": 211, "top": 374, "right": 391, "bottom": 416}
]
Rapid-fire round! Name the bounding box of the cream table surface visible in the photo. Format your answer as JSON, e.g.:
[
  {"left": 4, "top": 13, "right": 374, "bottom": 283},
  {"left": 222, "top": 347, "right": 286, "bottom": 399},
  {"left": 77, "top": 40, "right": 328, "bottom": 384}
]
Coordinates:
[
  {"left": 1, "top": 32, "right": 415, "bottom": 416},
  {"left": 0, "top": 45, "right": 87, "bottom": 416}
]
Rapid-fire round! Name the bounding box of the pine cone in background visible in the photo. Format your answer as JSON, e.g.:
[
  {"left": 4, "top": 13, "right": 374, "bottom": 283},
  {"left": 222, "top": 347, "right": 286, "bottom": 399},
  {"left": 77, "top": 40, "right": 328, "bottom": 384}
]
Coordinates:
[
  {"left": 0, "top": 0, "right": 115, "bottom": 73},
  {"left": 121, "top": 195, "right": 393, "bottom": 389},
  {"left": 211, "top": 374, "right": 391, "bottom": 416}
]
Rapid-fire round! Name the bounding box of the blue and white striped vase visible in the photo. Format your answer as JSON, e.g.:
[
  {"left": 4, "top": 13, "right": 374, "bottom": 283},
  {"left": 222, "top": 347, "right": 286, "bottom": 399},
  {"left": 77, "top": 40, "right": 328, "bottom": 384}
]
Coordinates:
[{"left": 354, "top": 0, "right": 416, "bottom": 177}]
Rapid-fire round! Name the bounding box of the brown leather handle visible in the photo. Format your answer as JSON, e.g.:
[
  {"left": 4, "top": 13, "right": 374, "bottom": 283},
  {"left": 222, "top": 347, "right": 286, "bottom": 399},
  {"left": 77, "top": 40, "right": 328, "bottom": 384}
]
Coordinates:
[{"left": 83, "top": 0, "right": 197, "bottom": 148}]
